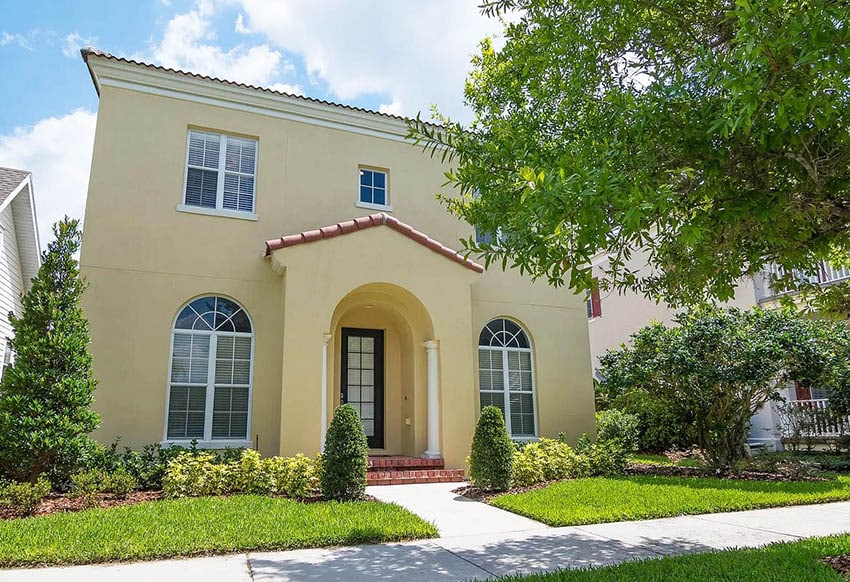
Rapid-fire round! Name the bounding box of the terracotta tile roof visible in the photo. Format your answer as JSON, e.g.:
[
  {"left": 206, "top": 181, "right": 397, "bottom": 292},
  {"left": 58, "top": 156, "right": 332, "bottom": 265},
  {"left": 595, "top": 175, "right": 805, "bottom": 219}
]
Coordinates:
[
  {"left": 265, "top": 213, "right": 485, "bottom": 273},
  {"left": 81, "top": 47, "right": 432, "bottom": 126},
  {"left": 0, "top": 167, "right": 30, "bottom": 206}
]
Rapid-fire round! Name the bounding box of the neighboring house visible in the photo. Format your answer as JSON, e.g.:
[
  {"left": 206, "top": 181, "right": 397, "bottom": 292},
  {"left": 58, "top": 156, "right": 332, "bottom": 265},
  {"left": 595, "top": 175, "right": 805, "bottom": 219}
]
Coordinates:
[
  {"left": 79, "top": 48, "right": 596, "bottom": 471},
  {"left": 0, "top": 168, "right": 41, "bottom": 376},
  {"left": 587, "top": 250, "right": 849, "bottom": 449}
]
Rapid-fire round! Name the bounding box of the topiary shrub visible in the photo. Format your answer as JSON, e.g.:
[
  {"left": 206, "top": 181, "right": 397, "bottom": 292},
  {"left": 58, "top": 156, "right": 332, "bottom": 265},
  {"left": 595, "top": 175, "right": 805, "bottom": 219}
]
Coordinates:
[
  {"left": 469, "top": 406, "right": 514, "bottom": 491},
  {"left": 321, "top": 404, "right": 368, "bottom": 501}
]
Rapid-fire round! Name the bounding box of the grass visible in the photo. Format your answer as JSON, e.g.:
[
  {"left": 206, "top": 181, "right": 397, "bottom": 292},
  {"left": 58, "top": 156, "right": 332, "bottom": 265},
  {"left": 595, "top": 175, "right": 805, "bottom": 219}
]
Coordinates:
[
  {"left": 491, "top": 475, "right": 850, "bottom": 526},
  {"left": 631, "top": 453, "right": 702, "bottom": 467},
  {"left": 494, "top": 534, "right": 850, "bottom": 581},
  {"left": 0, "top": 495, "right": 438, "bottom": 567}
]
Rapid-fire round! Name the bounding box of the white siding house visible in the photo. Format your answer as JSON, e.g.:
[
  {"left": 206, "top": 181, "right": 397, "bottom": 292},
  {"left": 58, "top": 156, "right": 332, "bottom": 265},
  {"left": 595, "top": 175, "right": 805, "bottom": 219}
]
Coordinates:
[{"left": 0, "top": 168, "right": 41, "bottom": 374}]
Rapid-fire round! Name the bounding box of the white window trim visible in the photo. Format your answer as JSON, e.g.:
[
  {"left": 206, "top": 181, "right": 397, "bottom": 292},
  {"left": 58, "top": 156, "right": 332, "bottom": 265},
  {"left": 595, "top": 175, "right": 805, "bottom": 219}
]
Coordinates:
[
  {"left": 160, "top": 439, "right": 253, "bottom": 449},
  {"left": 182, "top": 130, "right": 258, "bottom": 216},
  {"left": 355, "top": 201, "right": 393, "bottom": 212},
  {"left": 176, "top": 204, "right": 258, "bottom": 221},
  {"left": 163, "top": 306, "right": 255, "bottom": 447},
  {"left": 478, "top": 320, "right": 539, "bottom": 439}
]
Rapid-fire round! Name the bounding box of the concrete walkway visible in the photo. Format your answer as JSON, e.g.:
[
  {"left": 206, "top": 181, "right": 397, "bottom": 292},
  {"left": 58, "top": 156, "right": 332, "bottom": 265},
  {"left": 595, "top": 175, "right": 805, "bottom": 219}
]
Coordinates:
[
  {"left": 366, "top": 482, "right": 547, "bottom": 537},
  {"left": 3, "top": 493, "right": 850, "bottom": 581}
]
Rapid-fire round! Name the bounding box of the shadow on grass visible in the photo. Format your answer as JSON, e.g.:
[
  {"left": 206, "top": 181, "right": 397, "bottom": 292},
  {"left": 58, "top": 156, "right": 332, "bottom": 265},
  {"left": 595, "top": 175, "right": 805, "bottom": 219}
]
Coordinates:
[{"left": 248, "top": 529, "right": 718, "bottom": 581}]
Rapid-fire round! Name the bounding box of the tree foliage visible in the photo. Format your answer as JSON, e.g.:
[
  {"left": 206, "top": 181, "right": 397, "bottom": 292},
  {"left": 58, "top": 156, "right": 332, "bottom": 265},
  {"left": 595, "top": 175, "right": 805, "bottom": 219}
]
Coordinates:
[
  {"left": 598, "top": 307, "right": 850, "bottom": 468},
  {"left": 411, "top": 0, "right": 850, "bottom": 306},
  {"left": 0, "top": 218, "right": 100, "bottom": 483}
]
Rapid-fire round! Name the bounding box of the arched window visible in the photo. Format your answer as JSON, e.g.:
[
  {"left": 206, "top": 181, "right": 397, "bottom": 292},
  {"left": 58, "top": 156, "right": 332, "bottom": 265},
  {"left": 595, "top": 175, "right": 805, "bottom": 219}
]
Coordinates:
[
  {"left": 165, "top": 296, "right": 253, "bottom": 444},
  {"left": 478, "top": 318, "right": 536, "bottom": 437}
]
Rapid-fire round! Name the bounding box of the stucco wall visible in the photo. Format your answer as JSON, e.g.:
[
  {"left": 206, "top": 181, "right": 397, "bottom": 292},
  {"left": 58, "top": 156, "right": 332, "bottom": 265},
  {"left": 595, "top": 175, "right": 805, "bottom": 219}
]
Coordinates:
[{"left": 81, "top": 82, "right": 596, "bottom": 464}]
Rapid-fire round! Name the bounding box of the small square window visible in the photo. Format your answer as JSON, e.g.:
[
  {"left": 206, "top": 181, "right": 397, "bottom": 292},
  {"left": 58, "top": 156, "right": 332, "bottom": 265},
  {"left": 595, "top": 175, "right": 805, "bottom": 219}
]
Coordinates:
[{"left": 358, "top": 168, "right": 389, "bottom": 208}]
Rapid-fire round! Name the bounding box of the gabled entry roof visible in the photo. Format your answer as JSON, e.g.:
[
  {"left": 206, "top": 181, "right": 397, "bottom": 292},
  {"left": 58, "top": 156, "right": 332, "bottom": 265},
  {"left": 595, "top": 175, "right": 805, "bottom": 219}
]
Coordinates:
[{"left": 264, "top": 213, "right": 485, "bottom": 273}]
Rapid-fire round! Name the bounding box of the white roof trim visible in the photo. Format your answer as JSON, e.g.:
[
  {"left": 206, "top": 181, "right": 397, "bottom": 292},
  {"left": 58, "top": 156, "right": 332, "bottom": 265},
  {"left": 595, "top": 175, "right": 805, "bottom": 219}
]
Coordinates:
[
  {"left": 0, "top": 174, "right": 30, "bottom": 215},
  {"left": 86, "top": 56, "right": 417, "bottom": 143}
]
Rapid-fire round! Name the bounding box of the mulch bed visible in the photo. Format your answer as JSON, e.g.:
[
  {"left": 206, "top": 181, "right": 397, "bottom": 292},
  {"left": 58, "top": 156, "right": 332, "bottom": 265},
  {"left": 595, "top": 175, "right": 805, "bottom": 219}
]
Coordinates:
[
  {"left": 0, "top": 490, "right": 163, "bottom": 520},
  {"left": 821, "top": 555, "right": 850, "bottom": 577},
  {"left": 625, "top": 462, "right": 830, "bottom": 482}
]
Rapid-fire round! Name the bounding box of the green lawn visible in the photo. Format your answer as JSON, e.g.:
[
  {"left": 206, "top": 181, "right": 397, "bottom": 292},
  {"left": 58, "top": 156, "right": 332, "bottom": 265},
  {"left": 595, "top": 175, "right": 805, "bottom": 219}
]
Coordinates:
[
  {"left": 0, "top": 495, "right": 438, "bottom": 567},
  {"left": 494, "top": 534, "right": 850, "bottom": 581},
  {"left": 631, "top": 453, "right": 702, "bottom": 467},
  {"left": 492, "top": 475, "right": 850, "bottom": 526}
]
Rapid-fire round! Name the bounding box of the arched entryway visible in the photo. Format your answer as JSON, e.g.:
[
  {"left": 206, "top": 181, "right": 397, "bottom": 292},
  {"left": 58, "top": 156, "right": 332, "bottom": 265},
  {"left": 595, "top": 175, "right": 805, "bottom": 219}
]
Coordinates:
[{"left": 327, "top": 282, "right": 435, "bottom": 456}]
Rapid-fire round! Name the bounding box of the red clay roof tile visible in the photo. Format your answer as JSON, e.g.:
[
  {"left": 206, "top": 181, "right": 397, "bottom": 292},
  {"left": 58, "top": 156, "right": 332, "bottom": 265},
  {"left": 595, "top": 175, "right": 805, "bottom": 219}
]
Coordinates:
[{"left": 265, "top": 213, "right": 484, "bottom": 273}]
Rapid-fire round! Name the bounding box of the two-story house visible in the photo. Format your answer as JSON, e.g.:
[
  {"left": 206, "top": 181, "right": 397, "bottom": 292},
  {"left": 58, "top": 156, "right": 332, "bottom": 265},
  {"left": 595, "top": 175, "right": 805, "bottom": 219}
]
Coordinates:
[{"left": 79, "top": 48, "right": 596, "bottom": 470}]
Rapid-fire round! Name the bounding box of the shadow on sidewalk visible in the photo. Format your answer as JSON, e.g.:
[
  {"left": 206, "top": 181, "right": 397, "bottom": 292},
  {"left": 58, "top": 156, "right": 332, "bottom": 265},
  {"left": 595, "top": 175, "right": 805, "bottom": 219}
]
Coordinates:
[{"left": 249, "top": 528, "right": 717, "bottom": 581}]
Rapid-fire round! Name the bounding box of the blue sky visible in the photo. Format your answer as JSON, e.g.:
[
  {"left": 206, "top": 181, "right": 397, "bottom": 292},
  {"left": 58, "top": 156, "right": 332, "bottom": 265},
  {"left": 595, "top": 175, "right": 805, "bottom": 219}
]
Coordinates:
[{"left": 0, "top": 0, "right": 503, "bottom": 245}]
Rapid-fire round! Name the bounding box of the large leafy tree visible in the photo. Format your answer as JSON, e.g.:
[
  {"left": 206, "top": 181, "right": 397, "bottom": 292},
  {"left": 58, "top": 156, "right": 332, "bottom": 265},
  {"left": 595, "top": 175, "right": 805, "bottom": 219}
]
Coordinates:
[
  {"left": 412, "top": 0, "right": 850, "bottom": 305},
  {"left": 598, "top": 307, "right": 850, "bottom": 468},
  {"left": 0, "top": 218, "right": 99, "bottom": 483}
]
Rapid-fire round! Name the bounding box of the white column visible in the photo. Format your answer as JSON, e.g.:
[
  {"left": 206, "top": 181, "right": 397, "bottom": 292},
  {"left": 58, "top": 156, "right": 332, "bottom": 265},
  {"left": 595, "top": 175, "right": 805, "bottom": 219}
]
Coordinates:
[
  {"left": 423, "top": 340, "right": 441, "bottom": 459},
  {"left": 320, "top": 333, "right": 332, "bottom": 450}
]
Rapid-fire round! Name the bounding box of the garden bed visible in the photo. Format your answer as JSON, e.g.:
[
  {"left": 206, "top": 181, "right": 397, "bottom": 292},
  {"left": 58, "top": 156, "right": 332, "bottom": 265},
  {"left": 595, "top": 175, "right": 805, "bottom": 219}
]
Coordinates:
[
  {"left": 0, "top": 494, "right": 437, "bottom": 567},
  {"left": 624, "top": 461, "right": 830, "bottom": 482}
]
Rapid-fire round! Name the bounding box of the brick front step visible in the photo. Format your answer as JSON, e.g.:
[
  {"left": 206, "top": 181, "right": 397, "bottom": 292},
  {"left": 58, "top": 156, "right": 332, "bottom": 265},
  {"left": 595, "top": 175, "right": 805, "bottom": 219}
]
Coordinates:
[
  {"left": 367, "top": 455, "right": 445, "bottom": 472},
  {"left": 366, "top": 468, "right": 466, "bottom": 486}
]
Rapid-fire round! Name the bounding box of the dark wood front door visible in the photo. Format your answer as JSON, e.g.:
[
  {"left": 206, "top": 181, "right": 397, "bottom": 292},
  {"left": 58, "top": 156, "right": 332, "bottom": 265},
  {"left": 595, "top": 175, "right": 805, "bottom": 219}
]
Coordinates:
[{"left": 341, "top": 328, "right": 384, "bottom": 449}]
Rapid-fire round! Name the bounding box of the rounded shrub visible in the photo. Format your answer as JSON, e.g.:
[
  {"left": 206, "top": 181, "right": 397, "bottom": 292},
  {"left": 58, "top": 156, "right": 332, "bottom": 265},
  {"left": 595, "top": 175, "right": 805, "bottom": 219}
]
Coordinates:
[
  {"left": 321, "top": 404, "right": 368, "bottom": 501},
  {"left": 595, "top": 409, "right": 640, "bottom": 452},
  {"left": 469, "top": 406, "right": 513, "bottom": 491}
]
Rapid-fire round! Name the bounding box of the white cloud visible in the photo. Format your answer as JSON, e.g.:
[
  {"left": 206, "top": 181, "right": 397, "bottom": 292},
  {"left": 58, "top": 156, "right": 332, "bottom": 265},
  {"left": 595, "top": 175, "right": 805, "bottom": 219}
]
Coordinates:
[
  {"left": 147, "top": 0, "right": 288, "bottom": 87},
  {"left": 267, "top": 82, "right": 304, "bottom": 96},
  {"left": 234, "top": 0, "right": 506, "bottom": 121},
  {"left": 0, "top": 110, "right": 97, "bottom": 246},
  {"left": 0, "top": 32, "right": 34, "bottom": 51},
  {"left": 62, "top": 32, "right": 98, "bottom": 58}
]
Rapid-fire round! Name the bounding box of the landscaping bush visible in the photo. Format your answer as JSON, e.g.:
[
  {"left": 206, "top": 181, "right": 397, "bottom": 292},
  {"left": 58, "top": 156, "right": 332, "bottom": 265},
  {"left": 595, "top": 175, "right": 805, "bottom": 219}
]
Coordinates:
[
  {"left": 69, "top": 469, "right": 104, "bottom": 508},
  {"left": 581, "top": 440, "right": 630, "bottom": 476},
  {"left": 0, "top": 477, "right": 50, "bottom": 516},
  {"left": 70, "top": 468, "right": 139, "bottom": 506},
  {"left": 595, "top": 410, "right": 640, "bottom": 452},
  {"left": 267, "top": 454, "right": 320, "bottom": 498},
  {"left": 469, "top": 406, "right": 514, "bottom": 491},
  {"left": 511, "top": 438, "right": 584, "bottom": 486},
  {"left": 611, "top": 389, "right": 697, "bottom": 452},
  {"left": 321, "top": 404, "right": 368, "bottom": 501},
  {"left": 163, "top": 450, "right": 320, "bottom": 500}
]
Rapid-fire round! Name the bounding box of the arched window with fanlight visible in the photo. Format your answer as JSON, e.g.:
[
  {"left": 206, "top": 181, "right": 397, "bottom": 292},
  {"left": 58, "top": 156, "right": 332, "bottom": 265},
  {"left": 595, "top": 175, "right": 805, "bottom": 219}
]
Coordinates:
[
  {"left": 165, "top": 296, "right": 254, "bottom": 444},
  {"left": 478, "top": 318, "right": 537, "bottom": 437}
]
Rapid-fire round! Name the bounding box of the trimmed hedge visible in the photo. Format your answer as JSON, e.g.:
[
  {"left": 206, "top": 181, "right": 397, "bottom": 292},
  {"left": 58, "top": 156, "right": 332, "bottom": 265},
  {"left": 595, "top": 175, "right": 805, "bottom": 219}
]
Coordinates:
[{"left": 163, "top": 449, "right": 320, "bottom": 499}]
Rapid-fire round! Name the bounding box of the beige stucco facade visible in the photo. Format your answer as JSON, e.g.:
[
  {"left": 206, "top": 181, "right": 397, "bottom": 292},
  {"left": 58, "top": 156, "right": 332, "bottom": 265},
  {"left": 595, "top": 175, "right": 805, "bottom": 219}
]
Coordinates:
[{"left": 79, "top": 51, "right": 596, "bottom": 468}]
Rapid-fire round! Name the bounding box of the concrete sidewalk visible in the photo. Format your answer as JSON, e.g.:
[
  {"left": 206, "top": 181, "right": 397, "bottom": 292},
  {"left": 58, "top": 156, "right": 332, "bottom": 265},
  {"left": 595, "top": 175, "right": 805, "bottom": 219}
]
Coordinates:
[{"left": 3, "top": 497, "right": 850, "bottom": 581}]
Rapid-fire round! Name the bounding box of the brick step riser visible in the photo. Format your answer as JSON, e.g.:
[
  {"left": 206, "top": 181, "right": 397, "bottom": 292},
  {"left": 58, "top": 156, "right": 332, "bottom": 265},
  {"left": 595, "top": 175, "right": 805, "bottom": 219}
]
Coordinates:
[
  {"left": 367, "top": 469, "right": 465, "bottom": 486},
  {"left": 367, "top": 457, "right": 446, "bottom": 472}
]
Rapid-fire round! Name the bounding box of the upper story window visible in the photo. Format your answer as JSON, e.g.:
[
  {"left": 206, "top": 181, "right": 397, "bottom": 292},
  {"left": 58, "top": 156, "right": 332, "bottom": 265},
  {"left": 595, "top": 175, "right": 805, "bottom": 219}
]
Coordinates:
[
  {"left": 358, "top": 167, "right": 390, "bottom": 210},
  {"left": 183, "top": 130, "right": 257, "bottom": 217}
]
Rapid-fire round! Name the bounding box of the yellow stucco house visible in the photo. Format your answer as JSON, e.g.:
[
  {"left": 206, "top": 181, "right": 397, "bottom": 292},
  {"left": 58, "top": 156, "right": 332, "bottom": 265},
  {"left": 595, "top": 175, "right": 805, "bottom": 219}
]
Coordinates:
[{"left": 79, "top": 48, "right": 596, "bottom": 473}]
